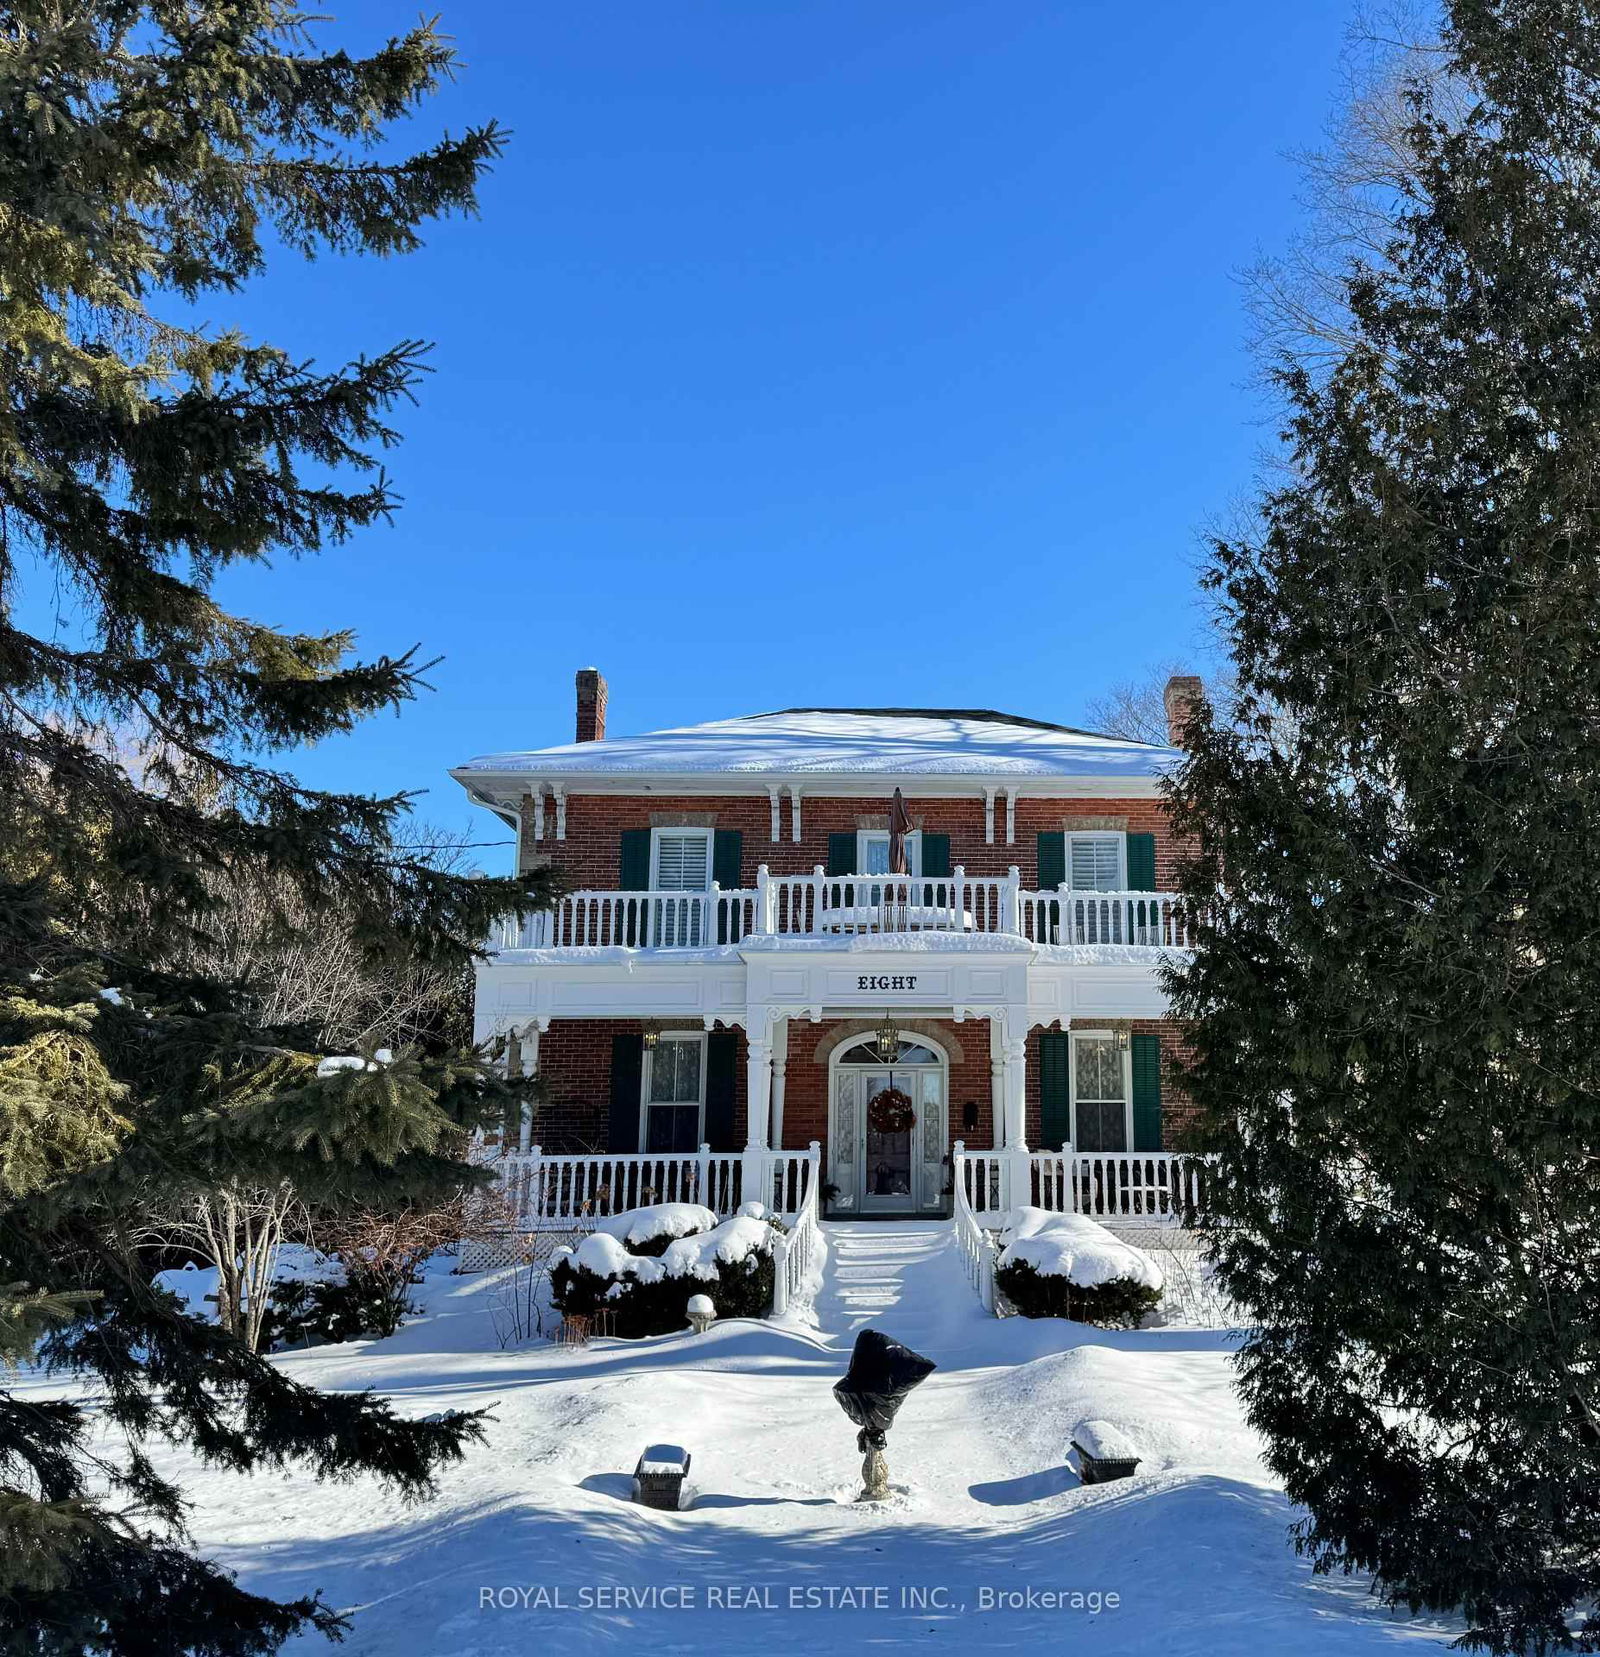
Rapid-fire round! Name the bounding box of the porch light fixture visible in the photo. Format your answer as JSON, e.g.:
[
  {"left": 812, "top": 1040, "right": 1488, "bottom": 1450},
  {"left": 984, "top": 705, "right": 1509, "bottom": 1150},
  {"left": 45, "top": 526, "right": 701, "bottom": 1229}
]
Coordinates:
[
  {"left": 1117, "top": 1028, "right": 1131, "bottom": 1051},
  {"left": 874, "top": 1012, "right": 900, "bottom": 1065},
  {"left": 641, "top": 1022, "right": 662, "bottom": 1051}
]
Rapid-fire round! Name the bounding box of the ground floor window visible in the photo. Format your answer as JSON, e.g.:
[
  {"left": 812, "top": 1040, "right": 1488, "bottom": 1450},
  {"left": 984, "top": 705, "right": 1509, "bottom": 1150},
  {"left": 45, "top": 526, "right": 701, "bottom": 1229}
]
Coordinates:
[
  {"left": 1072, "top": 1031, "right": 1130, "bottom": 1151},
  {"left": 642, "top": 1032, "right": 704, "bottom": 1152}
]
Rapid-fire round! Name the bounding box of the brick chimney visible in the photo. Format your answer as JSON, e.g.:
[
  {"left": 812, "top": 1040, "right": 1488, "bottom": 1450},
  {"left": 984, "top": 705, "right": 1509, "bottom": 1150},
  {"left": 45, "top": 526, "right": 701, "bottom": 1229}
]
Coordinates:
[
  {"left": 1163, "top": 674, "right": 1203, "bottom": 746},
  {"left": 575, "top": 668, "right": 607, "bottom": 742}
]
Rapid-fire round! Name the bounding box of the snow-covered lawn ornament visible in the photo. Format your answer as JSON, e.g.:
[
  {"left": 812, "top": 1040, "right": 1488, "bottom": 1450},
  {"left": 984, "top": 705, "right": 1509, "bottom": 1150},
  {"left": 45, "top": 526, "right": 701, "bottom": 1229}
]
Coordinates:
[
  {"left": 633, "top": 1444, "right": 691, "bottom": 1510},
  {"left": 832, "top": 1328, "right": 936, "bottom": 1502},
  {"left": 686, "top": 1293, "right": 715, "bottom": 1334},
  {"left": 1071, "top": 1419, "right": 1142, "bottom": 1485}
]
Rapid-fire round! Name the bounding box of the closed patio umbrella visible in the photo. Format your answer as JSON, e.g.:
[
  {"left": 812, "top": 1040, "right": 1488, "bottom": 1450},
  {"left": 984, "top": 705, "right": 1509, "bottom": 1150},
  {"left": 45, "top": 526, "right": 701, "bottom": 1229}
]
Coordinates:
[{"left": 888, "top": 787, "right": 913, "bottom": 877}]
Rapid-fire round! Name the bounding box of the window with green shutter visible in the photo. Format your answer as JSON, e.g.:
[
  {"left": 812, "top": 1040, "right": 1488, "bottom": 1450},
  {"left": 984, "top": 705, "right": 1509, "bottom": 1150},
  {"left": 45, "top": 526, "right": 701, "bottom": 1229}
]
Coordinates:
[{"left": 827, "top": 832, "right": 856, "bottom": 876}]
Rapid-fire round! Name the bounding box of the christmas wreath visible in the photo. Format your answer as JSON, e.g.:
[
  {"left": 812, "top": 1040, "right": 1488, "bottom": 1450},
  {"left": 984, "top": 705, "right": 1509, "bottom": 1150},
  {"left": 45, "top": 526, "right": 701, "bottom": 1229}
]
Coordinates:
[{"left": 866, "top": 1086, "right": 916, "bottom": 1135}]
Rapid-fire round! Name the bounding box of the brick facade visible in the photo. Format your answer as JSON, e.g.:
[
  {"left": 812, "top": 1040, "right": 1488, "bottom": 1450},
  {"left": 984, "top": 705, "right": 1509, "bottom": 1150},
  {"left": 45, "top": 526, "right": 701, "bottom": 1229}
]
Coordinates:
[
  {"left": 527, "top": 1012, "right": 1195, "bottom": 1158},
  {"left": 507, "top": 770, "right": 1197, "bottom": 1167},
  {"left": 520, "top": 789, "right": 1184, "bottom": 891}
]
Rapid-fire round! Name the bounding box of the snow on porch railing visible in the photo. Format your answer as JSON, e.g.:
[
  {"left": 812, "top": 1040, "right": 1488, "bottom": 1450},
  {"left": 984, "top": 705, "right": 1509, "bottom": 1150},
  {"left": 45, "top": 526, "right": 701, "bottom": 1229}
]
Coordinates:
[
  {"left": 769, "top": 1141, "right": 822, "bottom": 1317},
  {"left": 477, "top": 1144, "right": 747, "bottom": 1230}
]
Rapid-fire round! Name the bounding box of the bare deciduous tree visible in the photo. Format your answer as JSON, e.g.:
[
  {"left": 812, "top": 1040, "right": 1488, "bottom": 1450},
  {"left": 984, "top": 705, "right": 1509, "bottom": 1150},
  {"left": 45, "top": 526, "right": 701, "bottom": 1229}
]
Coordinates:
[
  {"left": 171, "top": 822, "right": 489, "bottom": 1054},
  {"left": 136, "top": 1181, "right": 305, "bottom": 1353}
]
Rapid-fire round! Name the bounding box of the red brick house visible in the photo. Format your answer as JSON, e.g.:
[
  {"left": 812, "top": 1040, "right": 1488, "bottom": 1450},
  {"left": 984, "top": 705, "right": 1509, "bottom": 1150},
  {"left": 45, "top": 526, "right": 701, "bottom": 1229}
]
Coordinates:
[{"left": 452, "top": 670, "right": 1198, "bottom": 1220}]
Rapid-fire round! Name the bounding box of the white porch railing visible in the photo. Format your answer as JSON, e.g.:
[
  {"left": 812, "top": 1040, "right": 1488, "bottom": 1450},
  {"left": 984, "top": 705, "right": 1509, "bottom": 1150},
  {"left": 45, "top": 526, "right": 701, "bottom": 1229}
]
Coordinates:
[
  {"left": 493, "top": 886, "right": 758, "bottom": 951},
  {"left": 478, "top": 1144, "right": 747, "bottom": 1229},
  {"left": 770, "top": 1141, "right": 822, "bottom": 1317},
  {"left": 494, "top": 866, "right": 1190, "bottom": 953},
  {"left": 1016, "top": 889, "right": 1191, "bottom": 949},
  {"left": 953, "top": 1145, "right": 1206, "bottom": 1228},
  {"left": 951, "top": 1139, "right": 998, "bottom": 1312}
]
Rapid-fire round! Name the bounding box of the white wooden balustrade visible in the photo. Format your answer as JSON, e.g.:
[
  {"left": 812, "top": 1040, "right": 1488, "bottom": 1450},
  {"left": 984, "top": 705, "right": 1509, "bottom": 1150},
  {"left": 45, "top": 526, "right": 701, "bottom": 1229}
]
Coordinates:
[
  {"left": 480, "top": 1144, "right": 746, "bottom": 1229},
  {"left": 494, "top": 867, "right": 1190, "bottom": 953},
  {"left": 954, "top": 1145, "right": 1206, "bottom": 1228},
  {"left": 769, "top": 1142, "right": 822, "bottom": 1317}
]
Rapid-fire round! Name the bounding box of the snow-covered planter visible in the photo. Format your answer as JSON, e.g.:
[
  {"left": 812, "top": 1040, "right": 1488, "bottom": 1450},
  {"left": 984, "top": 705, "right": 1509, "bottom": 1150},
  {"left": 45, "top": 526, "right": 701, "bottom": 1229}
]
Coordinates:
[
  {"left": 551, "top": 1208, "right": 778, "bottom": 1338},
  {"left": 994, "top": 1208, "right": 1163, "bottom": 1327}
]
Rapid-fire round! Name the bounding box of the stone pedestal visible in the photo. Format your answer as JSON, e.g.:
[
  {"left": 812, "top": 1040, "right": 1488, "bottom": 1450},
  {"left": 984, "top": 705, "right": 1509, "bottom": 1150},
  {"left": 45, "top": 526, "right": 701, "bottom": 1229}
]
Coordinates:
[{"left": 857, "top": 1448, "right": 891, "bottom": 1502}]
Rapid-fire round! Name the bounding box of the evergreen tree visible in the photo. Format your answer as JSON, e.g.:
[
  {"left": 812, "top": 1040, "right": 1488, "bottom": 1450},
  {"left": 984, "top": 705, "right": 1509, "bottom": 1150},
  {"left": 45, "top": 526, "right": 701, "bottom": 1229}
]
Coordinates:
[
  {"left": 0, "top": 5, "right": 549, "bottom": 1650},
  {"left": 1169, "top": 2, "right": 1600, "bottom": 1650}
]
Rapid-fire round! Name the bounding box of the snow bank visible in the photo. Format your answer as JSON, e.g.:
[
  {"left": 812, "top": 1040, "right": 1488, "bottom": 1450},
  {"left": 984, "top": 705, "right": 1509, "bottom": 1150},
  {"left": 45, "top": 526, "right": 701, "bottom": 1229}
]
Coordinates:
[
  {"left": 593, "top": 1202, "right": 717, "bottom": 1249},
  {"left": 153, "top": 1245, "right": 342, "bottom": 1322},
  {"left": 999, "top": 1208, "right": 1163, "bottom": 1291}
]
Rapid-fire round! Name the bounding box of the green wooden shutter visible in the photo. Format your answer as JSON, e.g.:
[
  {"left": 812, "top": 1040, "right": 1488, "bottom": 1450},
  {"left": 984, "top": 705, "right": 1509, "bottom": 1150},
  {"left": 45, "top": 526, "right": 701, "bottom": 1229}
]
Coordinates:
[
  {"left": 827, "top": 832, "right": 856, "bottom": 876},
  {"left": 1131, "top": 1032, "right": 1163, "bottom": 1151},
  {"left": 619, "top": 829, "right": 651, "bottom": 889},
  {"left": 618, "top": 829, "right": 651, "bottom": 945},
  {"left": 920, "top": 833, "right": 951, "bottom": 878},
  {"left": 713, "top": 830, "right": 743, "bottom": 942},
  {"left": 703, "top": 1032, "right": 739, "bottom": 1151},
  {"left": 608, "top": 1033, "right": 643, "bottom": 1152},
  {"left": 1039, "top": 1031, "right": 1072, "bottom": 1150},
  {"left": 1125, "top": 832, "right": 1156, "bottom": 892},
  {"left": 712, "top": 829, "right": 743, "bottom": 889},
  {"left": 1037, "top": 831, "right": 1066, "bottom": 889}
]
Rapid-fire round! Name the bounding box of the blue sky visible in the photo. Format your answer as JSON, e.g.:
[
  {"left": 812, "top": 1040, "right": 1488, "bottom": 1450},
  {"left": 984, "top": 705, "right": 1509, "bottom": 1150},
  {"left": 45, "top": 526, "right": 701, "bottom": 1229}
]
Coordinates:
[{"left": 199, "top": 1, "right": 1355, "bottom": 870}]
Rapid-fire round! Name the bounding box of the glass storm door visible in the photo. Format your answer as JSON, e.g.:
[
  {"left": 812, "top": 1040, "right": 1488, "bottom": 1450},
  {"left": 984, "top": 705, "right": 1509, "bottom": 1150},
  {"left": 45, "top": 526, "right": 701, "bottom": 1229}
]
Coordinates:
[
  {"left": 860, "top": 1069, "right": 914, "bottom": 1212},
  {"left": 828, "top": 1041, "right": 948, "bottom": 1215}
]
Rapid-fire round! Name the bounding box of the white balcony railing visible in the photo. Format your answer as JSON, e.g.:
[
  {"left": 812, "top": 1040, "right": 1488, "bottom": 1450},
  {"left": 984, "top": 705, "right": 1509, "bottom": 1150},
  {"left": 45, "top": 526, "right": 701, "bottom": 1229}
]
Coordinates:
[{"left": 494, "top": 866, "right": 1192, "bottom": 954}]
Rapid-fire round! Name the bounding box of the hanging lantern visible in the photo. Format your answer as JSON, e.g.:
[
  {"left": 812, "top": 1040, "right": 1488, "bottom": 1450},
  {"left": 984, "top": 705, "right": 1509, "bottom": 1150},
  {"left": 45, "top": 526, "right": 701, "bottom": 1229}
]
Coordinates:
[
  {"left": 641, "top": 1022, "right": 662, "bottom": 1051},
  {"left": 874, "top": 1012, "right": 900, "bottom": 1065}
]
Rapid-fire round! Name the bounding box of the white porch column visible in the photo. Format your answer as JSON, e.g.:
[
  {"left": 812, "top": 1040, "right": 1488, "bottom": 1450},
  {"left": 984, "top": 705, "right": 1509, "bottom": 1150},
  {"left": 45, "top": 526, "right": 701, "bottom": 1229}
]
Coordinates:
[
  {"left": 742, "top": 1018, "right": 773, "bottom": 1209},
  {"left": 989, "top": 1017, "right": 1007, "bottom": 1150},
  {"left": 770, "top": 1019, "right": 788, "bottom": 1149},
  {"left": 1002, "top": 1015, "right": 1030, "bottom": 1209},
  {"left": 517, "top": 1024, "right": 541, "bottom": 1152}
]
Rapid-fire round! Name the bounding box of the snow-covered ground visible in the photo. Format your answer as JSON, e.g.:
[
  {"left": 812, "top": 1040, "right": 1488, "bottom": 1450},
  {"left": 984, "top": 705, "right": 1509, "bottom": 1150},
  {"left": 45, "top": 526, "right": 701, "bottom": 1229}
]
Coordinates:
[{"left": 48, "top": 1222, "right": 1462, "bottom": 1654}]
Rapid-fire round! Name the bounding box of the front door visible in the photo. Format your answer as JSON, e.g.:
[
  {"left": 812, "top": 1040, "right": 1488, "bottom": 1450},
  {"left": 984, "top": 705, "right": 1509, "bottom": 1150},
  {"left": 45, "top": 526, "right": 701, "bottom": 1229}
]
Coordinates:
[{"left": 829, "top": 1048, "right": 947, "bottom": 1215}]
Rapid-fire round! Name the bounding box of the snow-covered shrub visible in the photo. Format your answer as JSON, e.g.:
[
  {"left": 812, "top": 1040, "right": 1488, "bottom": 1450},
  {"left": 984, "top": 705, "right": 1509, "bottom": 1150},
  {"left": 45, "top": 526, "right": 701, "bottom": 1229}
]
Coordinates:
[
  {"left": 994, "top": 1208, "right": 1163, "bottom": 1327},
  {"left": 551, "top": 1210, "right": 778, "bottom": 1337},
  {"left": 591, "top": 1202, "right": 717, "bottom": 1258}
]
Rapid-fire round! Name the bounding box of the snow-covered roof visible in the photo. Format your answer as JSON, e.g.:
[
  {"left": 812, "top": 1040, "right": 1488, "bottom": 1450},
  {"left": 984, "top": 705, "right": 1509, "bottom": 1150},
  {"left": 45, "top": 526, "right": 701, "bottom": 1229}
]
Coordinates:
[{"left": 453, "top": 708, "right": 1176, "bottom": 785}]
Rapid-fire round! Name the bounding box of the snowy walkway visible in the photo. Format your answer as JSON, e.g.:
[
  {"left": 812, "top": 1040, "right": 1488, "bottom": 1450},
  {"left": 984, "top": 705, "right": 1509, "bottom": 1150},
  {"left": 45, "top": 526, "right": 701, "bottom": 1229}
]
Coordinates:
[
  {"left": 70, "top": 1221, "right": 1463, "bottom": 1655},
  {"left": 812, "top": 1221, "right": 990, "bottom": 1353}
]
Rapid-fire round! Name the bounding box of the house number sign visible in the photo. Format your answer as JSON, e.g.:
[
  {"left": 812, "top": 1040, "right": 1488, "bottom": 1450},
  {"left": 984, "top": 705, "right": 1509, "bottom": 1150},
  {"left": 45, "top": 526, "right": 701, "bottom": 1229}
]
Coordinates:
[{"left": 858, "top": 975, "right": 917, "bottom": 991}]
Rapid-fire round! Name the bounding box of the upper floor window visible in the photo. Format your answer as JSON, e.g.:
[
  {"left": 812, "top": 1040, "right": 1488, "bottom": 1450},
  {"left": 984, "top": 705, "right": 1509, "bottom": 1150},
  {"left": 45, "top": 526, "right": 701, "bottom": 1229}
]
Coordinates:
[
  {"left": 651, "top": 828, "right": 711, "bottom": 891},
  {"left": 1068, "top": 833, "right": 1125, "bottom": 892},
  {"left": 858, "top": 829, "right": 921, "bottom": 877}
]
